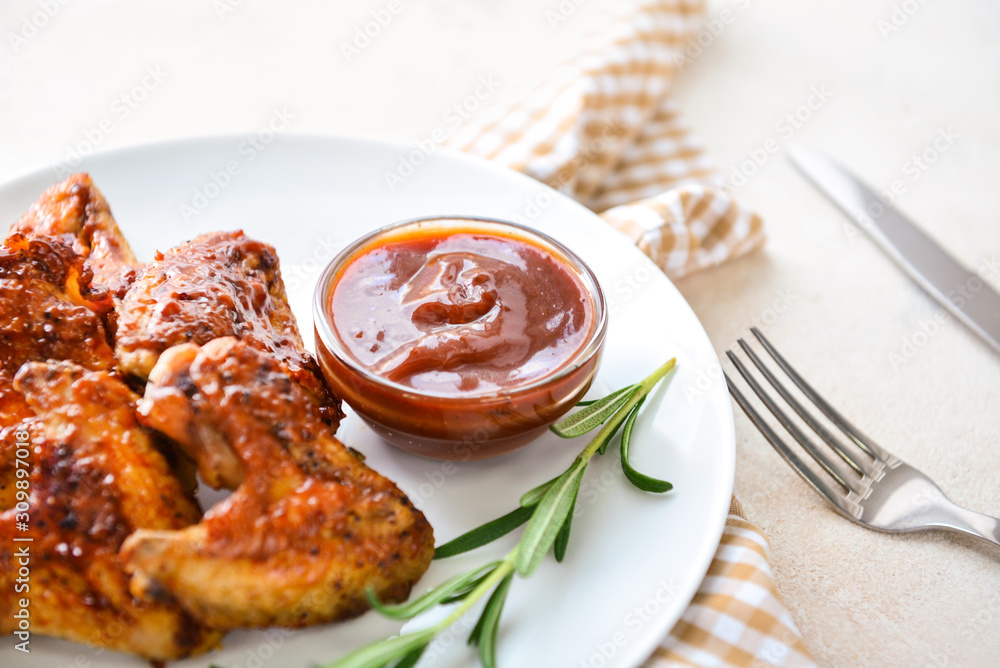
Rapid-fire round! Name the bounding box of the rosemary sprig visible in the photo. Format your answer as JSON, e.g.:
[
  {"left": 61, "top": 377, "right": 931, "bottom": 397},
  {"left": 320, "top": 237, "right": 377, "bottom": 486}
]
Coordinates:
[
  {"left": 433, "top": 506, "right": 533, "bottom": 559},
  {"left": 323, "top": 357, "right": 677, "bottom": 668}
]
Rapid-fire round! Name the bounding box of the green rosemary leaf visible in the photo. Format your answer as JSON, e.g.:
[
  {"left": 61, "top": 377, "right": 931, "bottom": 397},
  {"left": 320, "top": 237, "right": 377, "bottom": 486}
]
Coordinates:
[
  {"left": 550, "top": 384, "right": 639, "bottom": 438},
  {"left": 367, "top": 561, "right": 502, "bottom": 619},
  {"left": 519, "top": 476, "right": 557, "bottom": 508},
  {"left": 434, "top": 506, "right": 534, "bottom": 560},
  {"left": 596, "top": 410, "right": 631, "bottom": 456},
  {"left": 478, "top": 571, "right": 515, "bottom": 668},
  {"left": 514, "top": 462, "right": 587, "bottom": 576},
  {"left": 620, "top": 397, "right": 672, "bottom": 493},
  {"left": 439, "top": 568, "right": 497, "bottom": 605},
  {"left": 466, "top": 562, "right": 515, "bottom": 649},
  {"left": 391, "top": 642, "right": 428, "bottom": 668},
  {"left": 320, "top": 628, "right": 436, "bottom": 668},
  {"left": 467, "top": 604, "right": 487, "bottom": 647},
  {"left": 468, "top": 571, "right": 515, "bottom": 668},
  {"left": 553, "top": 482, "right": 581, "bottom": 562}
]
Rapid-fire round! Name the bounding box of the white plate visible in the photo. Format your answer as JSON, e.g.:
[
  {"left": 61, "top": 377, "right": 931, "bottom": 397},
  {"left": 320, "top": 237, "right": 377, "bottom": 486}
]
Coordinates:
[{"left": 0, "top": 135, "right": 734, "bottom": 668}]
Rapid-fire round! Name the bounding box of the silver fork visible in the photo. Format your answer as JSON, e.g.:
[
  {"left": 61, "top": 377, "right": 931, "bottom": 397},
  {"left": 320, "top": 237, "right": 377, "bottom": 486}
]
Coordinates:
[{"left": 725, "top": 327, "right": 1000, "bottom": 548}]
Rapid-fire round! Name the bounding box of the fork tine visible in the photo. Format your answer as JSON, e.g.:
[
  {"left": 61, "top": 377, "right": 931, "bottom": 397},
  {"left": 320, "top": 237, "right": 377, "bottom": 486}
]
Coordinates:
[
  {"left": 736, "top": 338, "right": 878, "bottom": 478},
  {"left": 726, "top": 350, "right": 865, "bottom": 496},
  {"left": 750, "top": 327, "right": 889, "bottom": 461},
  {"left": 724, "top": 371, "right": 859, "bottom": 518}
]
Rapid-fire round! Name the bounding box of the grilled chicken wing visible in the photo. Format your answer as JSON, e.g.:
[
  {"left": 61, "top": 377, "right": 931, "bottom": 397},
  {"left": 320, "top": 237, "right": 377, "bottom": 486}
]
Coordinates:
[
  {"left": 0, "top": 233, "right": 115, "bottom": 374},
  {"left": 0, "top": 362, "right": 221, "bottom": 661},
  {"left": 115, "top": 230, "right": 342, "bottom": 424},
  {"left": 121, "top": 338, "right": 434, "bottom": 630},
  {"left": 0, "top": 371, "right": 31, "bottom": 429},
  {"left": 10, "top": 173, "right": 139, "bottom": 296},
  {"left": 0, "top": 231, "right": 116, "bottom": 524},
  {"left": 0, "top": 368, "right": 33, "bottom": 507},
  {"left": 0, "top": 231, "right": 201, "bottom": 491},
  {"left": 0, "top": 372, "right": 33, "bottom": 510}
]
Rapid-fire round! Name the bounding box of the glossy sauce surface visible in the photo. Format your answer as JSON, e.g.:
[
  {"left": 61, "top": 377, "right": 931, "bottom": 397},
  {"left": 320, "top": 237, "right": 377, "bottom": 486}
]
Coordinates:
[{"left": 328, "top": 227, "right": 596, "bottom": 395}]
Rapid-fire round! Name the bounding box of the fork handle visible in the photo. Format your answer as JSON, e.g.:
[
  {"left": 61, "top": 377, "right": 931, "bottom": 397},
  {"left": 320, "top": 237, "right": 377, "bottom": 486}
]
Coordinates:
[{"left": 931, "top": 501, "right": 1000, "bottom": 549}]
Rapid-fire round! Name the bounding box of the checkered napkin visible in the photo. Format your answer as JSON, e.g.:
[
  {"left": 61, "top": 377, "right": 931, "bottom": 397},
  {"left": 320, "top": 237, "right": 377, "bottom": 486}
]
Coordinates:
[
  {"left": 450, "top": 0, "right": 764, "bottom": 281},
  {"left": 451, "top": 1, "right": 814, "bottom": 665}
]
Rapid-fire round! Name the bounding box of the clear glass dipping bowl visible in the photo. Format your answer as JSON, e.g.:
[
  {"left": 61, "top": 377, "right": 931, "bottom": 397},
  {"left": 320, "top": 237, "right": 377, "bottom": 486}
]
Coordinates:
[{"left": 313, "top": 216, "right": 607, "bottom": 461}]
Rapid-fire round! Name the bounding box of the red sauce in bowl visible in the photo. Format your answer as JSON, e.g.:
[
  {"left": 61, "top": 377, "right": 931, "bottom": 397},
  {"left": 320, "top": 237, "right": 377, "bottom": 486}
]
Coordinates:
[
  {"left": 329, "top": 227, "right": 595, "bottom": 394},
  {"left": 314, "top": 217, "right": 606, "bottom": 461}
]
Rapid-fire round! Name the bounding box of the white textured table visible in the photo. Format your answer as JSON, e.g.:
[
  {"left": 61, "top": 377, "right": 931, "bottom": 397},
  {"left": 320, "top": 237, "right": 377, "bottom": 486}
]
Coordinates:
[{"left": 2, "top": 1, "right": 998, "bottom": 665}]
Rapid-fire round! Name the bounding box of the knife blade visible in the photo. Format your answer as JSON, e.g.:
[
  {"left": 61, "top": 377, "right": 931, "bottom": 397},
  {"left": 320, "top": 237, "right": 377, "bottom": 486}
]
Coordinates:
[{"left": 787, "top": 144, "right": 1000, "bottom": 355}]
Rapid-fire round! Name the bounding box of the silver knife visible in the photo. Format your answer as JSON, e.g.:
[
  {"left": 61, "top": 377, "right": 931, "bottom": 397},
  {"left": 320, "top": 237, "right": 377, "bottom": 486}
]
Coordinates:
[{"left": 787, "top": 144, "right": 1000, "bottom": 355}]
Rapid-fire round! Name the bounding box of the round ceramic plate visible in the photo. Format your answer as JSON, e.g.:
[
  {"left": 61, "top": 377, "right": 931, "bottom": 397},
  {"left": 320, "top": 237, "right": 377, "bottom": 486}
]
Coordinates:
[{"left": 0, "top": 135, "right": 734, "bottom": 668}]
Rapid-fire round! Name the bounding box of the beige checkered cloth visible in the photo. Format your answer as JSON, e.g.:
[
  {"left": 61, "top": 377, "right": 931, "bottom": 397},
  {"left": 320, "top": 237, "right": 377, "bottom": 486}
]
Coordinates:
[
  {"left": 451, "top": 0, "right": 764, "bottom": 281},
  {"left": 451, "top": 1, "right": 814, "bottom": 666}
]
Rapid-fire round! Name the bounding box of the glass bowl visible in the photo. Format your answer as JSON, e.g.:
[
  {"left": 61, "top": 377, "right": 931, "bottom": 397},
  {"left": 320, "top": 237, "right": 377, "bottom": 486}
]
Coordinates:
[{"left": 313, "top": 215, "right": 607, "bottom": 461}]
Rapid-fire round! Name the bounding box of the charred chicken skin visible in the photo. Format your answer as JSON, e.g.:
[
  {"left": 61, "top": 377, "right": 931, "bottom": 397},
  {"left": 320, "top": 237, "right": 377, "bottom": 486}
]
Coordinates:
[
  {"left": 0, "top": 370, "right": 32, "bottom": 429},
  {"left": 0, "top": 233, "right": 116, "bottom": 375},
  {"left": 115, "top": 230, "right": 342, "bottom": 424},
  {"left": 10, "top": 173, "right": 140, "bottom": 296},
  {"left": 0, "top": 362, "right": 221, "bottom": 661},
  {"left": 0, "top": 229, "right": 121, "bottom": 554},
  {"left": 0, "top": 225, "right": 201, "bottom": 510},
  {"left": 1, "top": 183, "right": 217, "bottom": 660},
  {"left": 121, "top": 338, "right": 435, "bottom": 630},
  {"left": 0, "top": 371, "right": 33, "bottom": 510}
]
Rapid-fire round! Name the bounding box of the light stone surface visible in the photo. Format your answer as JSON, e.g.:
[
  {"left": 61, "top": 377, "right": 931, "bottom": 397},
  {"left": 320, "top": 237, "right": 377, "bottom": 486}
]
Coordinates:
[{"left": 2, "top": 1, "right": 998, "bottom": 666}]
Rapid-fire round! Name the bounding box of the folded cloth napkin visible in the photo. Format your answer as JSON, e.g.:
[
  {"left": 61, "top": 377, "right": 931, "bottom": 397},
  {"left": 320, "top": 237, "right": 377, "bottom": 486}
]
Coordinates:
[
  {"left": 451, "top": 0, "right": 764, "bottom": 281},
  {"left": 451, "top": 1, "right": 814, "bottom": 666}
]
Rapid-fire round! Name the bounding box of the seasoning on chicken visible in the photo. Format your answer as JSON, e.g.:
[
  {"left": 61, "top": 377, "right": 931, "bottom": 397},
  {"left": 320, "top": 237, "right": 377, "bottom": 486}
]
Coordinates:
[
  {"left": 10, "top": 173, "right": 140, "bottom": 296},
  {"left": 121, "top": 338, "right": 434, "bottom": 629},
  {"left": 0, "top": 371, "right": 31, "bottom": 429},
  {"left": 0, "top": 372, "right": 33, "bottom": 510},
  {"left": 0, "top": 361, "right": 221, "bottom": 661},
  {"left": 0, "top": 233, "right": 115, "bottom": 374},
  {"left": 114, "top": 230, "right": 343, "bottom": 424}
]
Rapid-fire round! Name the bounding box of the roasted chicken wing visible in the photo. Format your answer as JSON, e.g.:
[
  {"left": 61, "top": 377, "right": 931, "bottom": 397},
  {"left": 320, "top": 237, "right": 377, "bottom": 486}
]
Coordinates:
[
  {"left": 121, "top": 338, "right": 434, "bottom": 629},
  {"left": 0, "top": 362, "right": 221, "bottom": 661},
  {"left": 0, "top": 233, "right": 115, "bottom": 374},
  {"left": 0, "top": 371, "right": 31, "bottom": 429},
  {"left": 0, "top": 371, "right": 33, "bottom": 509},
  {"left": 115, "top": 230, "right": 342, "bottom": 423},
  {"left": 0, "top": 229, "right": 201, "bottom": 494},
  {"left": 10, "top": 173, "right": 139, "bottom": 296},
  {"left": 0, "top": 231, "right": 116, "bottom": 521}
]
